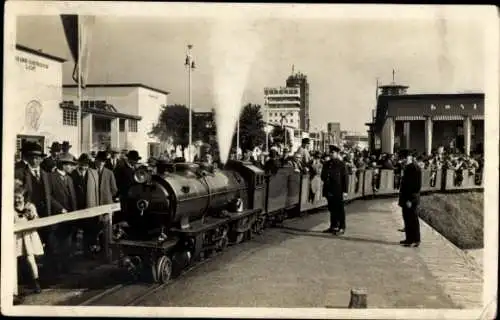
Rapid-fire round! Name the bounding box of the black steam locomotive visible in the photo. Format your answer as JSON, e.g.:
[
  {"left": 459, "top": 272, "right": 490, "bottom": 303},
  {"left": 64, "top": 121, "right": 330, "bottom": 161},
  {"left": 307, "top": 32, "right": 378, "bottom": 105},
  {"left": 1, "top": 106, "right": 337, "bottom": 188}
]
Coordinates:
[{"left": 110, "top": 160, "right": 483, "bottom": 283}]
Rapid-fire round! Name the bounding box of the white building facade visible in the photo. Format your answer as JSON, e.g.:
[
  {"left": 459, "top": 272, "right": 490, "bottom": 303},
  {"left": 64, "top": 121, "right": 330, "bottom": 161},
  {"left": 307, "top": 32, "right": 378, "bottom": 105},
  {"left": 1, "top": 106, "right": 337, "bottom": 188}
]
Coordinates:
[
  {"left": 63, "top": 84, "right": 169, "bottom": 159},
  {"left": 263, "top": 86, "right": 304, "bottom": 153},
  {"left": 12, "top": 44, "right": 169, "bottom": 160},
  {"left": 264, "top": 86, "right": 301, "bottom": 128},
  {"left": 13, "top": 45, "right": 78, "bottom": 156}
]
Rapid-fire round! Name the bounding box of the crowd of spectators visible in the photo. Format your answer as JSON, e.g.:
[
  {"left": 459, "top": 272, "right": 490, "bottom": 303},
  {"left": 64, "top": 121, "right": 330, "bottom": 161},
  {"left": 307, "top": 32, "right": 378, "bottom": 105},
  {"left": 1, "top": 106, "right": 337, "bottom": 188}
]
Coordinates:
[{"left": 13, "top": 140, "right": 145, "bottom": 303}]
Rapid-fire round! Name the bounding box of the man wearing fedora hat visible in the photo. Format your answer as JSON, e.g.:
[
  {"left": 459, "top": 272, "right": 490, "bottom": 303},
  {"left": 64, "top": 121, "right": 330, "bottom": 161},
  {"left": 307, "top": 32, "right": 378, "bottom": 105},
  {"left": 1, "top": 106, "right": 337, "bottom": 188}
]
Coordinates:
[
  {"left": 321, "top": 145, "right": 349, "bottom": 235},
  {"left": 47, "top": 152, "right": 78, "bottom": 272},
  {"left": 114, "top": 150, "right": 141, "bottom": 215},
  {"left": 61, "top": 141, "right": 72, "bottom": 153},
  {"left": 14, "top": 142, "right": 53, "bottom": 249},
  {"left": 94, "top": 151, "right": 118, "bottom": 205},
  {"left": 82, "top": 151, "right": 118, "bottom": 254},
  {"left": 398, "top": 149, "right": 422, "bottom": 247},
  {"left": 41, "top": 142, "right": 61, "bottom": 173}
]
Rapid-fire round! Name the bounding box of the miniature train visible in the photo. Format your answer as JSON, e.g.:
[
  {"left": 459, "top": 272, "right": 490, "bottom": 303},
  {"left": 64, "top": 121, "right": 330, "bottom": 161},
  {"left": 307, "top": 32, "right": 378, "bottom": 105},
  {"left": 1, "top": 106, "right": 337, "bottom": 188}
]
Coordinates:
[{"left": 110, "top": 160, "right": 483, "bottom": 283}]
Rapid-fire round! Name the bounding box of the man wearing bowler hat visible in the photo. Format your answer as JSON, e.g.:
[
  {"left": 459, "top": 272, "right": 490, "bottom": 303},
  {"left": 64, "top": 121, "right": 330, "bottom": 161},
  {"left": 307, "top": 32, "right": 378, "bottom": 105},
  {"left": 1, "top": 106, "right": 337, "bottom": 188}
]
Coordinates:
[
  {"left": 321, "top": 145, "right": 349, "bottom": 235},
  {"left": 398, "top": 149, "right": 422, "bottom": 247},
  {"left": 48, "top": 152, "right": 78, "bottom": 272},
  {"left": 41, "top": 141, "right": 62, "bottom": 173}
]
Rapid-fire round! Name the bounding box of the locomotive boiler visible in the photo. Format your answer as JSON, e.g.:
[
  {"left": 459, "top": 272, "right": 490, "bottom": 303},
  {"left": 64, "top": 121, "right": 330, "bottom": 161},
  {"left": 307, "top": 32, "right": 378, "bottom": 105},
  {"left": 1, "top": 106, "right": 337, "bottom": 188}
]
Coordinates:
[{"left": 111, "top": 161, "right": 265, "bottom": 283}]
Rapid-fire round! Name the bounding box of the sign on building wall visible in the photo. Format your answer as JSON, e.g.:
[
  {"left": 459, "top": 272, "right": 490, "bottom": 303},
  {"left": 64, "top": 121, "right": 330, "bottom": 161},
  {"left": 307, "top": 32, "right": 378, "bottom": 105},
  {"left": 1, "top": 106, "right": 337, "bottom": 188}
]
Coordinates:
[
  {"left": 16, "top": 55, "right": 50, "bottom": 71},
  {"left": 388, "top": 97, "right": 484, "bottom": 117}
]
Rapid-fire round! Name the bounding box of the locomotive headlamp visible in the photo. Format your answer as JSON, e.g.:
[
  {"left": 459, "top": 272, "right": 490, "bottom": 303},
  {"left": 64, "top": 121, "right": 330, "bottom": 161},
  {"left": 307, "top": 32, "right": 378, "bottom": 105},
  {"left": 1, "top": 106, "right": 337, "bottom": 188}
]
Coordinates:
[{"left": 134, "top": 166, "right": 151, "bottom": 184}]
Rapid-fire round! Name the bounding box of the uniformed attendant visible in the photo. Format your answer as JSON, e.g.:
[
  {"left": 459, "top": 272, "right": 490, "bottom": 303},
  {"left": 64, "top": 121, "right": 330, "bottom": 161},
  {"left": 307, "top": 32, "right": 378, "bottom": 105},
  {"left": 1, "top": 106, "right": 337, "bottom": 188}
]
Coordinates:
[
  {"left": 398, "top": 149, "right": 422, "bottom": 247},
  {"left": 320, "top": 145, "right": 349, "bottom": 235}
]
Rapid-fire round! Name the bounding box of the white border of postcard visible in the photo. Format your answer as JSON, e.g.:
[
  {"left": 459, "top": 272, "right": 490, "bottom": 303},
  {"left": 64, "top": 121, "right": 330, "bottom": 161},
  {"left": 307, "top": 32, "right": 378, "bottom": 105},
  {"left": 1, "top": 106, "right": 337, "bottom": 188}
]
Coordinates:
[{"left": 2, "top": 2, "right": 498, "bottom": 319}]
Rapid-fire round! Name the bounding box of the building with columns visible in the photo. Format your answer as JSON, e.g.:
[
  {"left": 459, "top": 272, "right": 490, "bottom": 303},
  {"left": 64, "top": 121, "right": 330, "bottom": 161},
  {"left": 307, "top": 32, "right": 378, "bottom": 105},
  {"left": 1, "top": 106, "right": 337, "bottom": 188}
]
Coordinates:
[{"left": 366, "top": 82, "right": 484, "bottom": 156}]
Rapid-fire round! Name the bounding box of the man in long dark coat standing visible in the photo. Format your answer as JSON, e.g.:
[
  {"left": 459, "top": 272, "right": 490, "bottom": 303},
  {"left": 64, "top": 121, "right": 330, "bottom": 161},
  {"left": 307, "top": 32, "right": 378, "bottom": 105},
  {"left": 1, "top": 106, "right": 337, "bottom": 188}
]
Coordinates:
[
  {"left": 14, "top": 142, "right": 53, "bottom": 247},
  {"left": 321, "top": 145, "right": 349, "bottom": 235},
  {"left": 48, "top": 153, "right": 78, "bottom": 272},
  {"left": 41, "top": 142, "right": 61, "bottom": 173},
  {"left": 398, "top": 149, "right": 422, "bottom": 247}
]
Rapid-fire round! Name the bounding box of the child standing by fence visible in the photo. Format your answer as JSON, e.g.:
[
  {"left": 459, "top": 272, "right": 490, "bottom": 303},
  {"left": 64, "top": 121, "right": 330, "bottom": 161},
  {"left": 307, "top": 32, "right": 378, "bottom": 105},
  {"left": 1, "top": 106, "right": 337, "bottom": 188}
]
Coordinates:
[{"left": 14, "top": 182, "right": 44, "bottom": 303}]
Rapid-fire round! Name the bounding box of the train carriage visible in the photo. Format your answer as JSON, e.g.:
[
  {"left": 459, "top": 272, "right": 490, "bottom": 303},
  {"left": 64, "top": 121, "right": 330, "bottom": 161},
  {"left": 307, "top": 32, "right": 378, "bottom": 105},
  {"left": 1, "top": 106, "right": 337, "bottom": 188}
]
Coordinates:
[{"left": 110, "top": 160, "right": 484, "bottom": 285}]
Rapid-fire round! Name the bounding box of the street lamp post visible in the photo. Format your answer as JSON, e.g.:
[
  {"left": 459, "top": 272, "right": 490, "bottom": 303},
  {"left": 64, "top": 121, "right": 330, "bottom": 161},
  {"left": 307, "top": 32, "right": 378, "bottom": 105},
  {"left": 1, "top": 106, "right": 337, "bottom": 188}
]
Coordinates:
[
  {"left": 185, "top": 44, "right": 195, "bottom": 162},
  {"left": 264, "top": 124, "right": 272, "bottom": 153},
  {"left": 236, "top": 117, "right": 240, "bottom": 158},
  {"left": 280, "top": 112, "right": 293, "bottom": 149}
]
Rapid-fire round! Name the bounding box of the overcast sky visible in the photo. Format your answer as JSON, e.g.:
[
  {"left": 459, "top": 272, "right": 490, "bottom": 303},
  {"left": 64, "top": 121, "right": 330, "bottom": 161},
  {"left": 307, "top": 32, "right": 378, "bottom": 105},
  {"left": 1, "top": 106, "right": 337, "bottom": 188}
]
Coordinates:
[{"left": 15, "top": 6, "right": 486, "bottom": 133}]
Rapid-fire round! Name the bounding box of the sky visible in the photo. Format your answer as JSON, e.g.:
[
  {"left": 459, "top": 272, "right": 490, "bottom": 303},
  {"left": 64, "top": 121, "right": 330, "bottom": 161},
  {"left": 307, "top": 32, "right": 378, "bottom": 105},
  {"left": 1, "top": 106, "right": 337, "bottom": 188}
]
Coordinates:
[{"left": 15, "top": 5, "right": 486, "bottom": 134}]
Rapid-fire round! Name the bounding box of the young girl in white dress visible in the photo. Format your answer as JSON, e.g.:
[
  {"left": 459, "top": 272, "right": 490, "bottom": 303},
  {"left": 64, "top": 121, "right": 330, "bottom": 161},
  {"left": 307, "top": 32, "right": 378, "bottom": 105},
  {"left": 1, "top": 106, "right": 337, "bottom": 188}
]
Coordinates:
[{"left": 14, "top": 182, "right": 43, "bottom": 300}]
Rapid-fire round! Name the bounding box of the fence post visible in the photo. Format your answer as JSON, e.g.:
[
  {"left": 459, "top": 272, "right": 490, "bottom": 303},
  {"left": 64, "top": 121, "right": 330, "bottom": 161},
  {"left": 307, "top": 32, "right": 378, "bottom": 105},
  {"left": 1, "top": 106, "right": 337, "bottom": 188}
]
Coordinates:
[{"left": 103, "top": 211, "right": 113, "bottom": 263}]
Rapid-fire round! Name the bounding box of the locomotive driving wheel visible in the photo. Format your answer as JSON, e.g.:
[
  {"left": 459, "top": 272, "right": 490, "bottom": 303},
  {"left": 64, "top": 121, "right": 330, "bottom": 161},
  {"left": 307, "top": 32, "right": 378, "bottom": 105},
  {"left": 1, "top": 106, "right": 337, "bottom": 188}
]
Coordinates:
[{"left": 152, "top": 255, "right": 172, "bottom": 284}]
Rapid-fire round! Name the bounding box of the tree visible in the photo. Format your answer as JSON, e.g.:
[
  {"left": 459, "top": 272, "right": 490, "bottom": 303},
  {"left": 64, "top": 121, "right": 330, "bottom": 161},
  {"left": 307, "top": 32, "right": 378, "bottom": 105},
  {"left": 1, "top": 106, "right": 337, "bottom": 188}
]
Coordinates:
[
  {"left": 232, "top": 103, "right": 266, "bottom": 151},
  {"left": 149, "top": 104, "right": 215, "bottom": 149},
  {"left": 270, "top": 125, "right": 293, "bottom": 149}
]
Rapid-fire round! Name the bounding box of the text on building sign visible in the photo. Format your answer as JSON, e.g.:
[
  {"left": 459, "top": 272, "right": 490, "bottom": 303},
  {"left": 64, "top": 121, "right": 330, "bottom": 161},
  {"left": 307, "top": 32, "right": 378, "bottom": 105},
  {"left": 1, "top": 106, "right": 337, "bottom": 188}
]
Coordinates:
[
  {"left": 16, "top": 56, "right": 49, "bottom": 71},
  {"left": 430, "top": 103, "right": 478, "bottom": 111}
]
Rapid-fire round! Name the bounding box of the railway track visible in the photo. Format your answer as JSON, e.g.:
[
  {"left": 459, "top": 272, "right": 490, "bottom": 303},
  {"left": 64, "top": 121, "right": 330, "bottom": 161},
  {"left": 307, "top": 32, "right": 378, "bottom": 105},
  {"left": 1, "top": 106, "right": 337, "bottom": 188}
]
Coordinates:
[{"left": 73, "top": 250, "right": 218, "bottom": 306}]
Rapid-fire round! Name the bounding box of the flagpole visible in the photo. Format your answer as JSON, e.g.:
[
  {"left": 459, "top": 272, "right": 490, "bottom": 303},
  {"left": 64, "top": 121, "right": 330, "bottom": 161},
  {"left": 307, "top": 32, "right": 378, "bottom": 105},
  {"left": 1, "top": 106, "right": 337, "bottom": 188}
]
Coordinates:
[
  {"left": 77, "top": 16, "right": 82, "bottom": 155},
  {"left": 236, "top": 118, "right": 240, "bottom": 158}
]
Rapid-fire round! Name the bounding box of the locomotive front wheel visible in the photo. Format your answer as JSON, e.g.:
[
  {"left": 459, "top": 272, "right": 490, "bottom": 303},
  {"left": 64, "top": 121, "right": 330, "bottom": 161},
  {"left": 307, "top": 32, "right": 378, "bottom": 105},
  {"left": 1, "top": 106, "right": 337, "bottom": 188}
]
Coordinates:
[
  {"left": 234, "top": 232, "right": 245, "bottom": 244},
  {"left": 154, "top": 255, "right": 172, "bottom": 284},
  {"left": 217, "top": 235, "right": 228, "bottom": 252}
]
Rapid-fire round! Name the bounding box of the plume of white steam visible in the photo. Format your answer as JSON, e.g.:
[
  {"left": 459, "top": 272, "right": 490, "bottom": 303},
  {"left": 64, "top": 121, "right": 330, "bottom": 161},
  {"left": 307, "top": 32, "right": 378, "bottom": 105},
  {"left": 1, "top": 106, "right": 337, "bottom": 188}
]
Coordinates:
[{"left": 210, "top": 19, "right": 262, "bottom": 164}]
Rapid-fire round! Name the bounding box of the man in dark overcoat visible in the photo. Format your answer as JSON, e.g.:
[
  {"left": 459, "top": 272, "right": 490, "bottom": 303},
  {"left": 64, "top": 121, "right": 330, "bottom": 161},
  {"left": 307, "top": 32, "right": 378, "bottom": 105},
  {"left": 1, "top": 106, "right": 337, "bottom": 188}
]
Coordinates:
[
  {"left": 114, "top": 150, "right": 141, "bottom": 221},
  {"left": 320, "top": 145, "right": 349, "bottom": 235},
  {"left": 398, "top": 149, "right": 422, "bottom": 247},
  {"left": 48, "top": 153, "right": 78, "bottom": 271},
  {"left": 105, "top": 150, "right": 121, "bottom": 171},
  {"left": 14, "top": 142, "right": 53, "bottom": 246},
  {"left": 41, "top": 142, "right": 61, "bottom": 173}
]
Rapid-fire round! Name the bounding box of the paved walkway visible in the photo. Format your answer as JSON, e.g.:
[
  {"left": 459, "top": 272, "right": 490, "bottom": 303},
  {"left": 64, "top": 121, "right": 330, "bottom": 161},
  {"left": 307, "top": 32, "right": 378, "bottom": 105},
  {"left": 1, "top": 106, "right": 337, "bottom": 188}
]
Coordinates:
[
  {"left": 140, "top": 198, "right": 483, "bottom": 309},
  {"left": 18, "top": 198, "right": 484, "bottom": 309}
]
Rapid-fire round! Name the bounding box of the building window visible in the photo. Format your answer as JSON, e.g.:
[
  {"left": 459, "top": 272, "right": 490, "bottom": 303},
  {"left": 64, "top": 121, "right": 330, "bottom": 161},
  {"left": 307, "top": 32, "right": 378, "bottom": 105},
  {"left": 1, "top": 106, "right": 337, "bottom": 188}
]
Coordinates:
[
  {"left": 129, "top": 119, "right": 138, "bottom": 132},
  {"left": 62, "top": 109, "right": 77, "bottom": 126},
  {"left": 119, "top": 119, "right": 125, "bottom": 132}
]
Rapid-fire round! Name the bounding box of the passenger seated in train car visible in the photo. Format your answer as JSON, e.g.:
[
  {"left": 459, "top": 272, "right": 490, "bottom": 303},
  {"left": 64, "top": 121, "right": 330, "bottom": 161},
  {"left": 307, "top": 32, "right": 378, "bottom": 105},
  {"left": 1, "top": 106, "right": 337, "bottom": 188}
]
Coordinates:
[
  {"left": 415, "top": 156, "right": 426, "bottom": 170},
  {"left": 296, "top": 138, "right": 312, "bottom": 167},
  {"left": 291, "top": 152, "right": 306, "bottom": 173},
  {"left": 280, "top": 148, "right": 291, "bottom": 166},
  {"left": 264, "top": 149, "right": 281, "bottom": 175},
  {"left": 309, "top": 152, "right": 323, "bottom": 176},
  {"left": 173, "top": 157, "right": 186, "bottom": 163}
]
